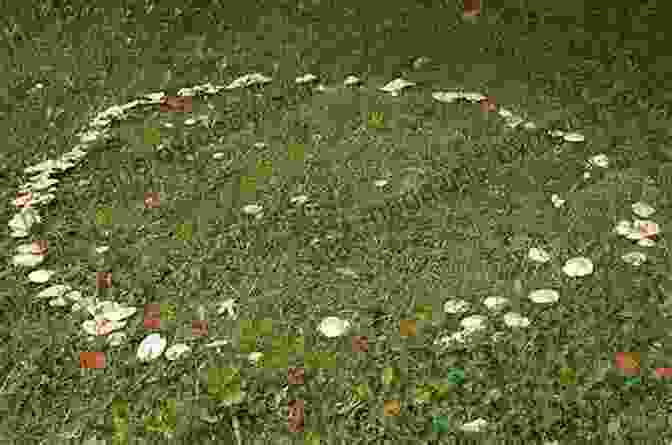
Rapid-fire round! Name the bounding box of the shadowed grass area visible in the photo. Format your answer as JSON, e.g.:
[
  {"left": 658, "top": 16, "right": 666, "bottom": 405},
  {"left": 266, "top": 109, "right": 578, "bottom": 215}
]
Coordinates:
[{"left": 1, "top": 1, "right": 672, "bottom": 444}]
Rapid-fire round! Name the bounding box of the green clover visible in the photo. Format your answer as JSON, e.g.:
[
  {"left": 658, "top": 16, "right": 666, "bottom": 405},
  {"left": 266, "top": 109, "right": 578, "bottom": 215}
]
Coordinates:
[
  {"left": 95, "top": 207, "right": 113, "bottom": 226},
  {"left": 305, "top": 351, "right": 336, "bottom": 370},
  {"left": 255, "top": 159, "right": 274, "bottom": 179},
  {"left": 207, "top": 367, "right": 245, "bottom": 405},
  {"left": 430, "top": 382, "right": 451, "bottom": 401},
  {"left": 287, "top": 142, "right": 306, "bottom": 163},
  {"left": 143, "top": 399, "right": 176, "bottom": 437},
  {"left": 304, "top": 431, "right": 321, "bottom": 445},
  {"left": 174, "top": 222, "right": 193, "bottom": 241},
  {"left": 263, "top": 350, "right": 289, "bottom": 369},
  {"left": 111, "top": 429, "right": 129, "bottom": 445},
  {"left": 110, "top": 398, "right": 129, "bottom": 421},
  {"left": 219, "top": 386, "right": 246, "bottom": 407},
  {"left": 559, "top": 367, "right": 577, "bottom": 385},
  {"left": 413, "top": 304, "right": 433, "bottom": 321},
  {"left": 381, "top": 366, "right": 399, "bottom": 387},
  {"left": 160, "top": 303, "right": 177, "bottom": 321},
  {"left": 240, "top": 175, "right": 257, "bottom": 194},
  {"left": 143, "top": 127, "right": 161, "bottom": 146},
  {"left": 413, "top": 384, "right": 434, "bottom": 404},
  {"left": 368, "top": 111, "right": 385, "bottom": 129},
  {"left": 257, "top": 318, "right": 274, "bottom": 337},
  {"left": 352, "top": 383, "right": 371, "bottom": 401}
]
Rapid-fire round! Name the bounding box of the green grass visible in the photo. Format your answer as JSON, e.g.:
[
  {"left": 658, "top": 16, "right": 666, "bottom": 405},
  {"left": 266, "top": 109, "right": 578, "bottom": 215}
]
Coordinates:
[{"left": 2, "top": 1, "right": 672, "bottom": 444}]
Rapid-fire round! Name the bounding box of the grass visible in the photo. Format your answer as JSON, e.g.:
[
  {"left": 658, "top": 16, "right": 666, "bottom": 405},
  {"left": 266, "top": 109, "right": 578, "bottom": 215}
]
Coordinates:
[{"left": 2, "top": 0, "right": 672, "bottom": 444}]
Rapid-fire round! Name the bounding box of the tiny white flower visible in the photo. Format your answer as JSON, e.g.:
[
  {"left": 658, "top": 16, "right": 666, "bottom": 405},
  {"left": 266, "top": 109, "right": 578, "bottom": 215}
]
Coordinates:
[
  {"left": 184, "top": 118, "right": 197, "bottom": 126},
  {"left": 548, "top": 130, "right": 565, "bottom": 138},
  {"left": 614, "top": 220, "right": 633, "bottom": 236},
  {"left": 95, "top": 246, "right": 109, "bottom": 254},
  {"left": 212, "top": 152, "right": 226, "bottom": 159},
  {"left": 90, "top": 118, "right": 111, "bottom": 128},
  {"left": 217, "top": 298, "right": 238, "bottom": 319},
  {"left": 460, "top": 315, "right": 487, "bottom": 331},
  {"left": 12, "top": 253, "right": 46, "bottom": 267},
  {"left": 483, "top": 296, "right": 509, "bottom": 311},
  {"left": 290, "top": 195, "right": 309, "bottom": 205},
  {"left": 49, "top": 296, "right": 69, "bottom": 307},
  {"left": 204, "top": 339, "right": 230, "bottom": 349},
  {"left": 491, "top": 331, "right": 507, "bottom": 342},
  {"left": 143, "top": 92, "right": 165, "bottom": 103},
  {"left": 107, "top": 332, "right": 127, "bottom": 347},
  {"left": 432, "top": 91, "right": 462, "bottom": 103},
  {"left": 551, "top": 194, "right": 565, "bottom": 208},
  {"left": 637, "top": 238, "right": 656, "bottom": 247},
  {"left": 562, "top": 256, "right": 594, "bottom": 277},
  {"left": 373, "top": 179, "right": 389, "bottom": 188},
  {"left": 165, "top": 344, "right": 191, "bottom": 361},
  {"left": 460, "top": 418, "right": 489, "bottom": 433},
  {"left": 528, "top": 247, "right": 551, "bottom": 263},
  {"left": 380, "top": 78, "right": 416, "bottom": 94},
  {"left": 621, "top": 251, "right": 647, "bottom": 266},
  {"left": 434, "top": 330, "right": 471, "bottom": 346},
  {"left": 176, "top": 87, "right": 195, "bottom": 96},
  {"left": 26, "top": 177, "right": 59, "bottom": 191},
  {"left": 15, "top": 243, "right": 37, "bottom": 254},
  {"left": 27, "top": 270, "right": 56, "bottom": 284},
  {"left": 35, "top": 284, "right": 72, "bottom": 299},
  {"left": 79, "top": 129, "right": 104, "bottom": 144},
  {"left": 505, "top": 116, "right": 524, "bottom": 129},
  {"left": 163, "top": 122, "right": 175, "bottom": 128},
  {"left": 631, "top": 201, "right": 655, "bottom": 218},
  {"left": 343, "top": 75, "right": 361, "bottom": 86},
  {"left": 588, "top": 154, "right": 609, "bottom": 168},
  {"left": 583, "top": 171, "right": 591, "bottom": 180},
  {"left": 71, "top": 296, "right": 98, "bottom": 313},
  {"left": 9, "top": 208, "right": 41, "bottom": 233},
  {"left": 102, "top": 305, "right": 137, "bottom": 322},
  {"left": 242, "top": 204, "right": 263, "bottom": 215},
  {"left": 225, "top": 73, "right": 272, "bottom": 89},
  {"left": 137, "top": 334, "right": 167, "bottom": 362},
  {"left": 253, "top": 142, "right": 267, "bottom": 149},
  {"left": 24, "top": 159, "right": 58, "bottom": 174},
  {"left": 529, "top": 289, "right": 560, "bottom": 304},
  {"left": 295, "top": 73, "right": 318, "bottom": 84},
  {"left": 503, "top": 312, "right": 530, "bottom": 328},
  {"left": 497, "top": 108, "right": 514, "bottom": 118},
  {"left": 64, "top": 290, "right": 82, "bottom": 301},
  {"left": 335, "top": 267, "right": 358, "bottom": 278},
  {"left": 461, "top": 92, "right": 487, "bottom": 102},
  {"left": 26, "top": 192, "right": 56, "bottom": 206},
  {"left": 318, "top": 316, "right": 351, "bottom": 338},
  {"left": 563, "top": 132, "right": 585, "bottom": 142},
  {"left": 443, "top": 299, "right": 470, "bottom": 314}
]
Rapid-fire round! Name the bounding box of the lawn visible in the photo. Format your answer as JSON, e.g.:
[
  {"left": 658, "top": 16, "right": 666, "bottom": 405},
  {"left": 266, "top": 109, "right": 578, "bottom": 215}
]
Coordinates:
[{"left": 1, "top": 1, "right": 672, "bottom": 444}]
